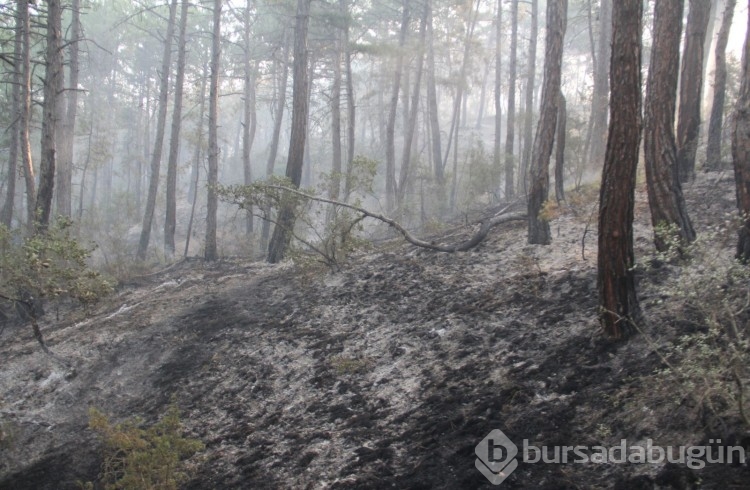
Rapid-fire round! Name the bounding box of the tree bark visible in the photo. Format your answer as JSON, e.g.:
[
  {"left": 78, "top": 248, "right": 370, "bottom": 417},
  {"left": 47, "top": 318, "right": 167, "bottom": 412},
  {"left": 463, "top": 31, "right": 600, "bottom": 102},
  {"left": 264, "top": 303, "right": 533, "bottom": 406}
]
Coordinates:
[
  {"left": 706, "top": 0, "right": 737, "bottom": 169},
  {"left": 732, "top": 0, "right": 750, "bottom": 262},
  {"left": 330, "top": 34, "right": 343, "bottom": 204},
  {"left": 555, "top": 91, "right": 567, "bottom": 203},
  {"left": 504, "top": 0, "right": 519, "bottom": 200},
  {"left": 425, "top": 0, "right": 443, "bottom": 188},
  {"left": 644, "top": 0, "right": 696, "bottom": 251},
  {"left": 35, "top": 0, "right": 64, "bottom": 233},
  {"left": 137, "top": 0, "right": 177, "bottom": 260},
  {"left": 267, "top": 0, "right": 312, "bottom": 263},
  {"left": 676, "top": 0, "right": 712, "bottom": 182},
  {"left": 19, "top": 0, "right": 34, "bottom": 228},
  {"left": 55, "top": 0, "right": 80, "bottom": 218},
  {"left": 164, "top": 0, "right": 190, "bottom": 260},
  {"left": 598, "top": 0, "right": 644, "bottom": 338},
  {"left": 588, "top": 0, "right": 612, "bottom": 169},
  {"left": 527, "top": 0, "right": 566, "bottom": 245},
  {"left": 242, "top": 0, "right": 257, "bottom": 234},
  {"left": 205, "top": 0, "right": 222, "bottom": 262},
  {"left": 519, "top": 0, "right": 538, "bottom": 196},
  {"left": 342, "top": 0, "right": 356, "bottom": 202}
]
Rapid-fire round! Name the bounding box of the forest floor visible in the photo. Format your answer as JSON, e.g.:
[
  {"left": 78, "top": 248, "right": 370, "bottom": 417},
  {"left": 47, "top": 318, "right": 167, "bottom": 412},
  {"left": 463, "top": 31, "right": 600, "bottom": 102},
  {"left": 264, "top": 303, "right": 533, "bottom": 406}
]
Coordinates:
[{"left": 1, "top": 170, "right": 749, "bottom": 489}]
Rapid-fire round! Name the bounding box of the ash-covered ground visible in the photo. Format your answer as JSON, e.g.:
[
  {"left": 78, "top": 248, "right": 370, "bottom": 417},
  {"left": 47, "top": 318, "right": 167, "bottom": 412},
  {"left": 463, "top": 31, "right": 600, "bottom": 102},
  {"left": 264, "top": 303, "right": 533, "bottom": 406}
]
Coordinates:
[{"left": 1, "top": 172, "right": 749, "bottom": 489}]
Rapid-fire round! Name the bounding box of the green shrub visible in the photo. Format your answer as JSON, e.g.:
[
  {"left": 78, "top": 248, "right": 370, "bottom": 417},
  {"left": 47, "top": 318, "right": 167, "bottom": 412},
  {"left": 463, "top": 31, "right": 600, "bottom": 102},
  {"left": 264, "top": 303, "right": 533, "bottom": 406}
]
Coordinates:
[{"left": 86, "top": 405, "right": 204, "bottom": 490}]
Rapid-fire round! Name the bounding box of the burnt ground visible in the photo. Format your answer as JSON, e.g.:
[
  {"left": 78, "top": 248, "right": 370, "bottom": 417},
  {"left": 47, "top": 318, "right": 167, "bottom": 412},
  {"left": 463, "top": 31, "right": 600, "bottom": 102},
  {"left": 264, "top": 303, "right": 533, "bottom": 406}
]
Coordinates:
[{"left": 1, "top": 171, "right": 750, "bottom": 489}]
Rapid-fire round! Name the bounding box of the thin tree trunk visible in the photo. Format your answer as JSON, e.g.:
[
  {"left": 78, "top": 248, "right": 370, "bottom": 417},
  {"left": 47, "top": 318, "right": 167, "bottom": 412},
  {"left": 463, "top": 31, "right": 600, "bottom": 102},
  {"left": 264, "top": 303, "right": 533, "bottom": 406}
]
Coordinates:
[
  {"left": 676, "top": 0, "right": 712, "bottom": 182},
  {"left": 330, "top": 36, "right": 343, "bottom": 204},
  {"left": 19, "top": 0, "right": 34, "bottom": 227},
  {"left": 267, "top": 0, "right": 312, "bottom": 263},
  {"left": 137, "top": 0, "right": 177, "bottom": 260},
  {"left": 385, "top": 2, "right": 410, "bottom": 212},
  {"left": 55, "top": 0, "right": 80, "bottom": 218},
  {"left": 706, "top": 0, "right": 737, "bottom": 168},
  {"left": 555, "top": 91, "right": 567, "bottom": 203},
  {"left": 504, "top": 0, "right": 518, "bottom": 199},
  {"left": 185, "top": 62, "right": 208, "bottom": 257},
  {"left": 342, "top": 0, "right": 356, "bottom": 202},
  {"left": 598, "top": 0, "right": 644, "bottom": 338},
  {"left": 35, "top": 0, "right": 64, "bottom": 233},
  {"left": 644, "top": 0, "right": 696, "bottom": 251},
  {"left": 164, "top": 0, "right": 190, "bottom": 260},
  {"left": 494, "top": 0, "right": 503, "bottom": 197},
  {"left": 732, "top": 0, "right": 750, "bottom": 261},
  {"left": 527, "top": 0, "right": 566, "bottom": 245},
  {"left": 243, "top": 0, "right": 257, "bottom": 234},
  {"left": 205, "top": 0, "right": 222, "bottom": 261},
  {"left": 425, "top": 1, "right": 443, "bottom": 191},
  {"left": 588, "top": 0, "right": 612, "bottom": 169},
  {"left": 520, "top": 0, "right": 538, "bottom": 196},
  {"left": 0, "top": 0, "right": 23, "bottom": 227}
]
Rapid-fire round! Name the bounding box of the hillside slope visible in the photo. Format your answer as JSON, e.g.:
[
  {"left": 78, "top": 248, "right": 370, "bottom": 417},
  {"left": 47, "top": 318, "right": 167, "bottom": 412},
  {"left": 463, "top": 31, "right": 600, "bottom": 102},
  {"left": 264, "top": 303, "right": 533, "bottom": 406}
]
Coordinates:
[{"left": 1, "top": 172, "right": 749, "bottom": 489}]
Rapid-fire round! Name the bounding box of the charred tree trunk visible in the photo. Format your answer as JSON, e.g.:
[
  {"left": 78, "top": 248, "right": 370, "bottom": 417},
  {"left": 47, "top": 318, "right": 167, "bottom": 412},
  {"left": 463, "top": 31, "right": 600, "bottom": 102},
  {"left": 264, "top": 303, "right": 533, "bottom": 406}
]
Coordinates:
[
  {"left": 55, "top": 0, "right": 80, "bottom": 218},
  {"left": 205, "top": 0, "right": 222, "bottom": 262},
  {"left": 164, "top": 0, "right": 189, "bottom": 260},
  {"left": 35, "top": 0, "right": 64, "bottom": 233},
  {"left": 520, "top": 0, "right": 538, "bottom": 196},
  {"left": 676, "top": 0, "right": 712, "bottom": 182},
  {"left": 267, "top": 0, "right": 311, "bottom": 263},
  {"left": 732, "top": 1, "right": 750, "bottom": 262},
  {"left": 598, "top": 0, "right": 644, "bottom": 338},
  {"left": 644, "top": 0, "right": 696, "bottom": 251},
  {"left": 527, "top": 0, "right": 566, "bottom": 245},
  {"left": 555, "top": 91, "right": 567, "bottom": 203},
  {"left": 706, "top": 0, "right": 737, "bottom": 169},
  {"left": 504, "top": 0, "right": 519, "bottom": 199},
  {"left": 137, "top": 0, "right": 177, "bottom": 260}
]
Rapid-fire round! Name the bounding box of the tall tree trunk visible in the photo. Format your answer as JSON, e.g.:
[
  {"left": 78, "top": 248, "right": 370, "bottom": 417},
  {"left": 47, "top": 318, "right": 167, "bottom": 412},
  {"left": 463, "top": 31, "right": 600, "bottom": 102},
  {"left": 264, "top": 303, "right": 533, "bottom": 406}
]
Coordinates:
[
  {"left": 732, "top": 0, "right": 750, "bottom": 261},
  {"left": 397, "top": 5, "right": 427, "bottom": 207},
  {"left": 555, "top": 91, "right": 567, "bottom": 203},
  {"left": 598, "top": 0, "right": 644, "bottom": 338},
  {"left": 385, "top": 2, "right": 410, "bottom": 212},
  {"left": 267, "top": 0, "right": 312, "bottom": 263},
  {"left": 35, "top": 0, "right": 64, "bottom": 233},
  {"left": 588, "top": 0, "right": 612, "bottom": 168},
  {"left": 706, "top": 0, "right": 737, "bottom": 168},
  {"left": 494, "top": 0, "right": 503, "bottom": 198},
  {"left": 520, "top": 0, "right": 538, "bottom": 196},
  {"left": 205, "top": 0, "right": 222, "bottom": 262},
  {"left": 55, "top": 0, "right": 80, "bottom": 218},
  {"left": 504, "top": 0, "right": 518, "bottom": 199},
  {"left": 676, "top": 0, "right": 712, "bottom": 182},
  {"left": 342, "top": 0, "right": 356, "bottom": 202},
  {"left": 261, "top": 38, "right": 290, "bottom": 248},
  {"left": 164, "top": 0, "right": 190, "bottom": 260},
  {"left": 243, "top": 0, "right": 257, "bottom": 234},
  {"left": 425, "top": 0, "right": 443, "bottom": 188},
  {"left": 1, "top": 0, "right": 23, "bottom": 227},
  {"left": 185, "top": 62, "right": 208, "bottom": 257},
  {"left": 330, "top": 36, "right": 343, "bottom": 204},
  {"left": 644, "top": 0, "right": 696, "bottom": 251},
  {"left": 137, "top": 0, "right": 177, "bottom": 260},
  {"left": 527, "top": 0, "right": 566, "bottom": 245},
  {"left": 19, "top": 0, "right": 34, "bottom": 227}
]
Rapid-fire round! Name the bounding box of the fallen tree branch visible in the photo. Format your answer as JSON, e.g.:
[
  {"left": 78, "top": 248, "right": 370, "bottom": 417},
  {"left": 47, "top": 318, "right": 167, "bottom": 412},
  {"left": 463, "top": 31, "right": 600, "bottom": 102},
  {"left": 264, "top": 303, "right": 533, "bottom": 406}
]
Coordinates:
[{"left": 265, "top": 185, "right": 527, "bottom": 253}]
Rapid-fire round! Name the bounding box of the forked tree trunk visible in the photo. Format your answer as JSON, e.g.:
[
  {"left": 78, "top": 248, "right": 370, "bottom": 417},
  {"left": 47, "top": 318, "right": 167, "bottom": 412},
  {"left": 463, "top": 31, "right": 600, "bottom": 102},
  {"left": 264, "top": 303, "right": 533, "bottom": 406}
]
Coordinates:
[
  {"left": 598, "top": 0, "right": 644, "bottom": 338},
  {"left": 676, "top": 0, "right": 712, "bottom": 182},
  {"left": 55, "top": 0, "right": 80, "bottom": 219},
  {"left": 706, "top": 0, "right": 737, "bottom": 168},
  {"left": 137, "top": 0, "right": 177, "bottom": 260},
  {"left": 267, "top": 0, "right": 312, "bottom": 263},
  {"left": 164, "top": 0, "right": 190, "bottom": 260},
  {"left": 35, "top": 0, "right": 64, "bottom": 233},
  {"left": 644, "top": 0, "right": 696, "bottom": 251},
  {"left": 205, "top": 0, "right": 222, "bottom": 262},
  {"left": 732, "top": 0, "right": 750, "bottom": 261},
  {"left": 527, "top": 0, "right": 566, "bottom": 245}
]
